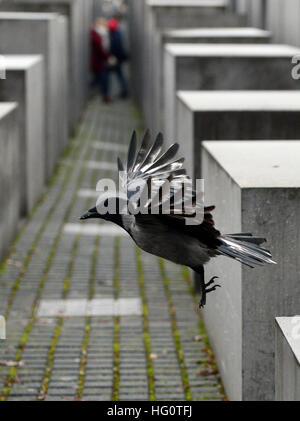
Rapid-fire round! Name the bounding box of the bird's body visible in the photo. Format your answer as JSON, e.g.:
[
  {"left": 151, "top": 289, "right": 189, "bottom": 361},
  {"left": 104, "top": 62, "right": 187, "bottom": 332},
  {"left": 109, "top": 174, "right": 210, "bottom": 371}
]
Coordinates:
[
  {"left": 80, "top": 130, "right": 276, "bottom": 307},
  {"left": 120, "top": 213, "right": 217, "bottom": 267}
]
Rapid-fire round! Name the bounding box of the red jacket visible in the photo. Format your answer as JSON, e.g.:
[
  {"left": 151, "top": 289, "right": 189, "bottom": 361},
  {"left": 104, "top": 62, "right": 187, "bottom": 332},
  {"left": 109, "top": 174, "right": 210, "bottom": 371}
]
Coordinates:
[{"left": 90, "top": 28, "right": 110, "bottom": 72}]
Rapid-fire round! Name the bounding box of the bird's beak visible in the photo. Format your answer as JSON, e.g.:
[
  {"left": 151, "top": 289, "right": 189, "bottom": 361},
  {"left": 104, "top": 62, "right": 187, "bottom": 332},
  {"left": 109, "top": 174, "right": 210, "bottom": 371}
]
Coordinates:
[{"left": 80, "top": 211, "right": 92, "bottom": 220}]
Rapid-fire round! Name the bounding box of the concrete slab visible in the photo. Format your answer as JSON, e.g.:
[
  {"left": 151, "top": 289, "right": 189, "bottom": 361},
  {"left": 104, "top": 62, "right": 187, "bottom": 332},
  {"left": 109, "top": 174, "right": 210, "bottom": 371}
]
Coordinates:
[
  {"left": 165, "top": 43, "right": 300, "bottom": 141},
  {"left": 176, "top": 90, "right": 300, "bottom": 178},
  {"left": 0, "top": 103, "right": 20, "bottom": 261},
  {"left": 0, "top": 12, "right": 68, "bottom": 179},
  {"left": 0, "top": 0, "right": 94, "bottom": 128},
  {"left": 132, "top": 0, "right": 245, "bottom": 124},
  {"left": 0, "top": 55, "right": 45, "bottom": 215},
  {"left": 264, "top": 0, "right": 300, "bottom": 46},
  {"left": 152, "top": 27, "right": 272, "bottom": 134},
  {"left": 202, "top": 140, "right": 300, "bottom": 400},
  {"left": 275, "top": 316, "right": 300, "bottom": 401}
]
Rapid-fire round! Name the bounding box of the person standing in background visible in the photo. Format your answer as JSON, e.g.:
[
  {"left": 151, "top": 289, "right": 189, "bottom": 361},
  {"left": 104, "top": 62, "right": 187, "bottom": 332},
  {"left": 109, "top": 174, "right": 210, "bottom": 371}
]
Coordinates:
[
  {"left": 108, "top": 17, "right": 129, "bottom": 99},
  {"left": 90, "top": 18, "right": 111, "bottom": 103}
]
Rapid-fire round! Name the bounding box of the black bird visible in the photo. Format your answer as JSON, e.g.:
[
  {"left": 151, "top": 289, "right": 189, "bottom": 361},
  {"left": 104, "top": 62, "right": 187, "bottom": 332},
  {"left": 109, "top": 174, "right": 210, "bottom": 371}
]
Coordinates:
[{"left": 80, "top": 130, "right": 276, "bottom": 307}]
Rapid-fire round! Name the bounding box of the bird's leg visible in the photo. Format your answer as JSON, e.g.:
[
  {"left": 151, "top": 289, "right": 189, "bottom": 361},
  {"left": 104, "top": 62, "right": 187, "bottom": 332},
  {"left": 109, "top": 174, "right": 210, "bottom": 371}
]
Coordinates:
[{"left": 194, "top": 266, "right": 221, "bottom": 308}]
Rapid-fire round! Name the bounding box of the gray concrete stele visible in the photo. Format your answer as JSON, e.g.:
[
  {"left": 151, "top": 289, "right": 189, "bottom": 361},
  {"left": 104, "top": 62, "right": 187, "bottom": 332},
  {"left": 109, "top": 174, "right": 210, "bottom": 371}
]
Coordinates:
[
  {"left": 202, "top": 140, "right": 300, "bottom": 401},
  {"left": 176, "top": 91, "right": 300, "bottom": 179},
  {"left": 233, "top": 0, "right": 300, "bottom": 47},
  {"left": 0, "top": 103, "right": 20, "bottom": 261},
  {"left": 165, "top": 43, "right": 300, "bottom": 142},
  {"left": 0, "top": 12, "right": 68, "bottom": 180},
  {"left": 275, "top": 316, "right": 300, "bottom": 401},
  {"left": 0, "top": 55, "right": 45, "bottom": 216},
  {"left": 0, "top": 0, "right": 94, "bottom": 128},
  {"left": 131, "top": 0, "right": 245, "bottom": 125},
  {"left": 151, "top": 27, "right": 272, "bottom": 134}
]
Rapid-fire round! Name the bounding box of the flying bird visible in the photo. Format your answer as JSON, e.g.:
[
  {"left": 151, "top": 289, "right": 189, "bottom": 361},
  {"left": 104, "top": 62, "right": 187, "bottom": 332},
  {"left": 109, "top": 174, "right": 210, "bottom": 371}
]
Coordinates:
[{"left": 80, "top": 130, "right": 276, "bottom": 307}]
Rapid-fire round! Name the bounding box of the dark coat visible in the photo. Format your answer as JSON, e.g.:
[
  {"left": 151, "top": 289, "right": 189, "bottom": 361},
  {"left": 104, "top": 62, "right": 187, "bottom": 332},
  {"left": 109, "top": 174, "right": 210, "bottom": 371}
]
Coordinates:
[
  {"left": 109, "top": 29, "right": 128, "bottom": 63},
  {"left": 90, "top": 28, "right": 110, "bottom": 72}
]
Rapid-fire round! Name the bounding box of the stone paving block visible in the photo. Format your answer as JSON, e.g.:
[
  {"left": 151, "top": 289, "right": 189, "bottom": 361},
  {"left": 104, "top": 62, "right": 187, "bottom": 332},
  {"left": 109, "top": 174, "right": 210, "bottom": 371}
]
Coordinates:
[
  {"left": 0, "top": 55, "right": 45, "bottom": 215},
  {"left": 0, "top": 103, "right": 20, "bottom": 261},
  {"left": 83, "top": 386, "right": 112, "bottom": 394},
  {"left": 81, "top": 395, "right": 111, "bottom": 401},
  {"left": 64, "top": 223, "right": 127, "bottom": 237},
  {"left": 0, "top": 12, "right": 68, "bottom": 179},
  {"left": 7, "top": 396, "right": 36, "bottom": 401},
  {"left": 177, "top": 90, "right": 300, "bottom": 178},
  {"left": 166, "top": 43, "right": 300, "bottom": 142},
  {"left": 44, "top": 395, "right": 74, "bottom": 401},
  {"left": 202, "top": 140, "right": 300, "bottom": 401}
]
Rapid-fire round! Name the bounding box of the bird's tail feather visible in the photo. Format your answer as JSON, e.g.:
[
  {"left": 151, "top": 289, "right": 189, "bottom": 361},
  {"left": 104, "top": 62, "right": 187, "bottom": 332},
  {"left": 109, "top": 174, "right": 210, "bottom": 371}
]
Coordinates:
[{"left": 217, "top": 233, "right": 276, "bottom": 268}]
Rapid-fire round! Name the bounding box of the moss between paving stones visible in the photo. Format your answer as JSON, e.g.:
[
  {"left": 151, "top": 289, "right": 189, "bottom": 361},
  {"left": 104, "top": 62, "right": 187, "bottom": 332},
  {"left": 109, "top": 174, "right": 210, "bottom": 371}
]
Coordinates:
[
  {"left": 41, "top": 134, "right": 106, "bottom": 401},
  {"left": 159, "top": 258, "right": 193, "bottom": 401},
  {"left": 112, "top": 237, "right": 120, "bottom": 401},
  {"left": 76, "top": 235, "right": 100, "bottom": 400},
  {"left": 76, "top": 147, "right": 113, "bottom": 400},
  {"left": 136, "top": 247, "right": 156, "bottom": 401},
  {"left": 37, "top": 235, "right": 81, "bottom": 400}
]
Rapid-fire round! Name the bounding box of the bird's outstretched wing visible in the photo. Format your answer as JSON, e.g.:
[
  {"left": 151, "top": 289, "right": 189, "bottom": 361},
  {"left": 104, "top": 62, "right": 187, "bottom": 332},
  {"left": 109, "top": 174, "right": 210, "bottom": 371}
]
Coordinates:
[{"left": 117, "top": 130, "right": 204, "bottom": 224}]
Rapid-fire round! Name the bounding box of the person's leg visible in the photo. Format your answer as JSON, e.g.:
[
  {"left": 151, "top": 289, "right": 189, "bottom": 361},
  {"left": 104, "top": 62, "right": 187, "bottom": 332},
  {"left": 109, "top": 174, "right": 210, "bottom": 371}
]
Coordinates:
[
  {"left": 90, "top": 71, "right": 99, "bottom": 89},
  {"left": 99, "top": 70, "right": 110, "bottom": 102},
  {"left": 115, "top": 64, "right": 128, "bottom": 98}
]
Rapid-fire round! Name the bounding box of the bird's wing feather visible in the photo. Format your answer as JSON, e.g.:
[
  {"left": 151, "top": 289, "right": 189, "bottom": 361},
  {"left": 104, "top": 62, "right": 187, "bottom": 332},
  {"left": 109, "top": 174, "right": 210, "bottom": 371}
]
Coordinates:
[
  {"left": 133, "top": 129, "right": 152, "bottom": 171},
  {"left": 118, "top": 130, "right": 204, "bottom": 224}
]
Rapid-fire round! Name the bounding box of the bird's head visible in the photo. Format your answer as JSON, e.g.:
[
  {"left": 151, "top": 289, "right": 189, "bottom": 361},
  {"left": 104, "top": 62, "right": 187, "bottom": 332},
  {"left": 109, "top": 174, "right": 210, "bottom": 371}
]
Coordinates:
[{"left": 80, "top": 195, "right": 126, "bottom": 225}]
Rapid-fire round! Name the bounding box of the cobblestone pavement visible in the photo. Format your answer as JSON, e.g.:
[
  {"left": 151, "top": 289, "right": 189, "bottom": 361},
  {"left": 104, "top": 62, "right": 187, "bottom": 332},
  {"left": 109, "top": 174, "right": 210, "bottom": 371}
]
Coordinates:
[{"left": 0, "top": 98, "right": 224, "bottom": 401}]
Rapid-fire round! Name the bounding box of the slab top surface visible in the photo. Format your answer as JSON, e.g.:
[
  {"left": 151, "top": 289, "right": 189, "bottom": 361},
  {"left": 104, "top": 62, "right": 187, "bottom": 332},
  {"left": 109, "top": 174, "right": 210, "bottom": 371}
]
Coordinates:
[
  {"left": 147, "top": 0, "right": 226, "bottom": 7},
  {"left": 203, "top": 141, "right": 300, "bottom": 188},
  {"left": 165, "top": 43, "right": 300, "bottom": 56},
  {"left": 0, "top": 11, "right": 58, "bottom": 20},
  {"left": 276, "top": 317, "right": 300, "bottom": 364},
  {"left": 164, "top": 27, "right": 271, "bottom": 38},
  {"left": 177, "top": 91, "right": 300, "bottom": 111},
  {"left": 0, "top": 102, "right": 18, "bottom": 120},
  {"left": 2, "top": 55, "right": 43, "bottom": 70}
]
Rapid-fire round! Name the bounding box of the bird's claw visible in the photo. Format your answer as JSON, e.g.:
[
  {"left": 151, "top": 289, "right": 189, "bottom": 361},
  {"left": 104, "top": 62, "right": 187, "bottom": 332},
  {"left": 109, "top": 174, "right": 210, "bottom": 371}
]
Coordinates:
[
  {"left": 205, "top": 276, "right": 219, "bottom": 288},
  {"left": 205, "top": 284, "right": 221, "bottom": 294},
  {"left": 198, "top": 276, "right": 221, "bottom": 309}
]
